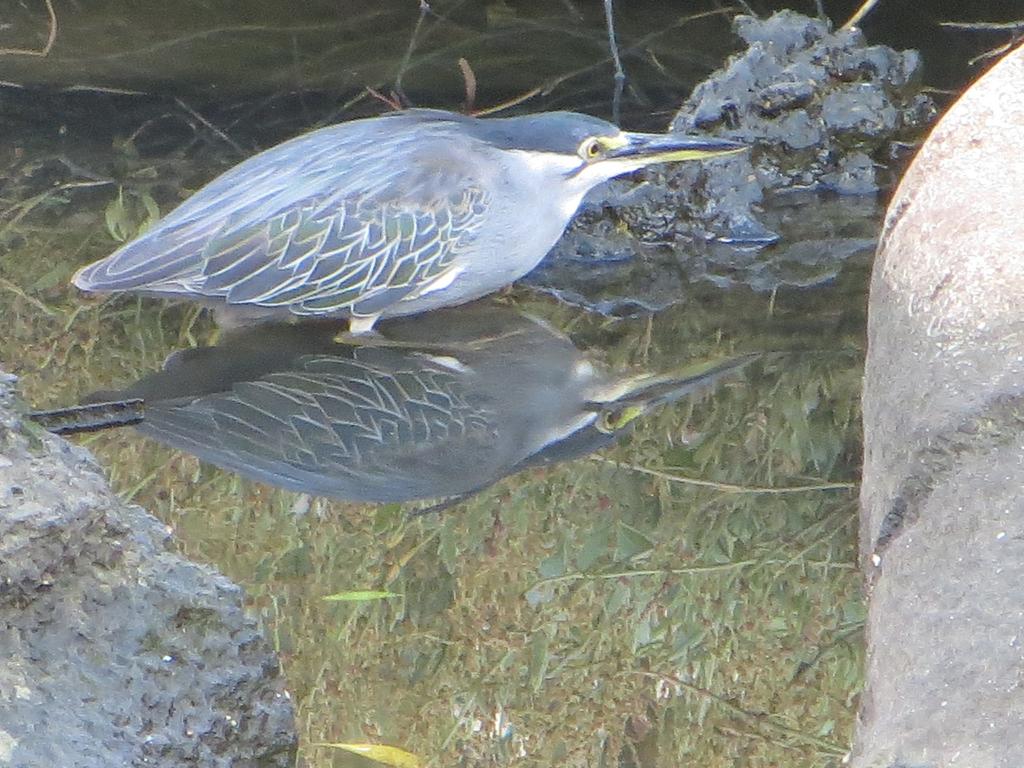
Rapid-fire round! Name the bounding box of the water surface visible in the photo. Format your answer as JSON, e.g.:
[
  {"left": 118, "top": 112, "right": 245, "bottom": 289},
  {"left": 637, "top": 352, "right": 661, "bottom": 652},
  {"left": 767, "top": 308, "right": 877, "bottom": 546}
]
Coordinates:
[{"left": 0, "top": 1, "right": 926, "bottom": 764}]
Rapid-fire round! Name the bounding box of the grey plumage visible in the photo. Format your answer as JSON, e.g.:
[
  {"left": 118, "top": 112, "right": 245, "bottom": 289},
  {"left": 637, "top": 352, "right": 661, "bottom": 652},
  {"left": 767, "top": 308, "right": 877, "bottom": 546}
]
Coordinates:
[
  {"left": 73, "top": 109, "right": 744, "bottom": 331},
  {"left": 81, "top": 304, "right": 755, "bottom": 505}
]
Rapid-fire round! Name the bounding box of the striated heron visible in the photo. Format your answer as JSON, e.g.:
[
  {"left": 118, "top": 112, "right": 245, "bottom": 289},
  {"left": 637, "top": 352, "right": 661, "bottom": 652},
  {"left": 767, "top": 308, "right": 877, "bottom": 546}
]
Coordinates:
[
  {"left": 73, "top": 109, "right": 744, "bottom": 333},
  {"left": 36, "top": 303, "right": 756, "bottom": 510}
]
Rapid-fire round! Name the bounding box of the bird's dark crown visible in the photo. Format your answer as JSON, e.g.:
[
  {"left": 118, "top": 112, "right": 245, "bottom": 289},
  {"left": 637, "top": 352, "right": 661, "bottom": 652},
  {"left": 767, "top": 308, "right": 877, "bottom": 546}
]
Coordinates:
[{"left": 390, "top": 108, "right": 621, "bottom": 155}]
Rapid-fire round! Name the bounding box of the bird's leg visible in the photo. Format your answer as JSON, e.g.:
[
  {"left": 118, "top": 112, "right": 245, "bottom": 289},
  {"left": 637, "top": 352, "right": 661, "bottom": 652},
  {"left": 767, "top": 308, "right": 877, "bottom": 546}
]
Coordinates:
[
  {"left": 330, "top": 314, "right": 382, "bottom": 346},
  {"left": 331, "top": 328, "right": 467, "bottom": 352},
  {"left": 333, "top": 313, "right": 425, "bottom": 348},
  {"left": 347, "top": 314, "right": 380, "bottom": 336},
  {"left": 332, "top": 311, "right": 529, "bottom": 352}
]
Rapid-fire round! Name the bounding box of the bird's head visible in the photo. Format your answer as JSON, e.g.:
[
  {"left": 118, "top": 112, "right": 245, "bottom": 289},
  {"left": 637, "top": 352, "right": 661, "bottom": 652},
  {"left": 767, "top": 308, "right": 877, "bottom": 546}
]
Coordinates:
[
  {"left": 522, "top": 353, "right": 759, "bottom": 468},
  {"left": 474, "top": 111, "right": 746, "bottom": 194}
]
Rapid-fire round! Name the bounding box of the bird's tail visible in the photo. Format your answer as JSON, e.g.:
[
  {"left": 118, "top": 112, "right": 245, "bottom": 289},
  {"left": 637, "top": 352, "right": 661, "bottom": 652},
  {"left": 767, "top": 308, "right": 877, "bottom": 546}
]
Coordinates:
[{"left": 27, "top": 398, "right": 145, "bottom": 435}]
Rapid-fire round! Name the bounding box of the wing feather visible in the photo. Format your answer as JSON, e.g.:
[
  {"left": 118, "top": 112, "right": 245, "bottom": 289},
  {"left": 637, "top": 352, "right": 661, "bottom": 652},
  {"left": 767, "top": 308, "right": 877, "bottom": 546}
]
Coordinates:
[{"left": 74, "top": 114, "right": 491, "bottom": 318}]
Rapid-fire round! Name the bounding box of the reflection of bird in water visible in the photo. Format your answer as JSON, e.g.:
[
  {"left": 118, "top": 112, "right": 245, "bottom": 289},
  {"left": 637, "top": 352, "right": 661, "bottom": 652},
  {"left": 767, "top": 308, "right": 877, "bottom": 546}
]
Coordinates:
[
  {"left": 32, "top": 303, "right": 755, "bottom": 510},
  {"left": 71, "top": 109, "right": 743, "bottom": 334}
]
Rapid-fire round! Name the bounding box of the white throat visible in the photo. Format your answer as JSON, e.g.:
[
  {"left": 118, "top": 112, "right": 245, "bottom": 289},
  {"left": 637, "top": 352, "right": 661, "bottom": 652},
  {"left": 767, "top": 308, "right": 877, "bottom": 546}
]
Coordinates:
[{"left": 508, "top": 150, "right": 644, "bottom": 221}]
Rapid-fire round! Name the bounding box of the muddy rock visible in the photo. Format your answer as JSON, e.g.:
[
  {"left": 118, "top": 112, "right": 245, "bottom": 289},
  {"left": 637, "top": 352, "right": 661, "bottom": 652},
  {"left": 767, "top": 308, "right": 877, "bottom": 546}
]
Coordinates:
[
  {"left": 0, "top": 372, "right": 296, "bottom": 767},
  {"left": 671, "top": 10, "right": 931, "bottom": 194},
  {"left": 543, "top": 10, "right": 935, "bottom": 310},
  {"left": 854, "top": 44, "right": 1024, "bottom": 768}
]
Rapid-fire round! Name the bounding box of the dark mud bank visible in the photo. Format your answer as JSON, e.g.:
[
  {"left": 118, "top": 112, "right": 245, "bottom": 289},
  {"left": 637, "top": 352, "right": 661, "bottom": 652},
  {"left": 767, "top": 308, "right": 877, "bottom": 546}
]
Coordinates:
[{"left": 535, "top": 10, "right": 935, "bottom": 314}]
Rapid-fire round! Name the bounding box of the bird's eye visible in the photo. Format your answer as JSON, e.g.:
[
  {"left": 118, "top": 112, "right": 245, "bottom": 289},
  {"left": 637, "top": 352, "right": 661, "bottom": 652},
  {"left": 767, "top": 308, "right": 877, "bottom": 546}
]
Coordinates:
[
  {"left": 596, "top": 410, "right": 617, "bottom": 434},
  {"left": 580, "top": 138, "right": 603, "bottom": 160},
  {"left": 596, "top": 404, "right": 643, "bottom": 434}
]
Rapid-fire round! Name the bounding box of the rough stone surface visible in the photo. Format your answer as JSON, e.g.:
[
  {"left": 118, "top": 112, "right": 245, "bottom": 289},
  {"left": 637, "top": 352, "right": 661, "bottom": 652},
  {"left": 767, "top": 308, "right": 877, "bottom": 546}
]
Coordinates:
[
  {"left": 0, "top": 372, "right": 296, "bottom": 767},
  {"left": 854, "top": 44, "right": 1024, "bottom": 768},
  {"left": 671, "top": 10, "right": 932, "bottom": 198},
  {"left": 541, "top": 10, "right": 935, "bottom": 310}
]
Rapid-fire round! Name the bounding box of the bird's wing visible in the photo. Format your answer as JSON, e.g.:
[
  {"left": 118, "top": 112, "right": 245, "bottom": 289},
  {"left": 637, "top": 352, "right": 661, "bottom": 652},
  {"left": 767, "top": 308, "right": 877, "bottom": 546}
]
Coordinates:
[
  {"left": 74, "top": 119, "right": 490, "bottom": 317},
  {"left": 133, "top": 351, "right": 499, "bottom": 502},
  {"left": 194, "top": 182, "right": 487, "bottom": 317}
]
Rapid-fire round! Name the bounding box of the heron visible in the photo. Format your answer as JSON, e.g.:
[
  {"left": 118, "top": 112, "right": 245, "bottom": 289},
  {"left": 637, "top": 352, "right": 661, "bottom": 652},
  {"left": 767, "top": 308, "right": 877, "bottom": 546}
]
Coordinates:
[
  {"left": 73, "top": 109, "right": 744, "bottom": 333},
  {"left": 35, "top": 303, "right": 755, "bottom": 510}
]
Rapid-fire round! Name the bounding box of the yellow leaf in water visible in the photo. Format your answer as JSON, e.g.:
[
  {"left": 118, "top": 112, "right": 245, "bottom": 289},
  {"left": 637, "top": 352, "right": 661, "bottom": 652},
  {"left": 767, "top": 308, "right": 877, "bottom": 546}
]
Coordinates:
[
  {"left": 322, "top": 590, "right": 398, "bottom": 602},
  {"left": 104, "top": 188, "right": 132, "bottom": 243},
  {"left": 319, "top": 743, "right": 422, "bottom": 768}
]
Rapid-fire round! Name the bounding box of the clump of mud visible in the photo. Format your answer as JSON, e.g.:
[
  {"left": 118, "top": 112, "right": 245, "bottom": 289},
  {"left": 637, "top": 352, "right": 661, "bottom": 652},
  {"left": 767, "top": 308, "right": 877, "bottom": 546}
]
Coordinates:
[
  {"left": 538, "top": 10, "right": 936, "bottom": 311},
  {"left": 673, "top": 9, "right": 933, "bottom": 220}
]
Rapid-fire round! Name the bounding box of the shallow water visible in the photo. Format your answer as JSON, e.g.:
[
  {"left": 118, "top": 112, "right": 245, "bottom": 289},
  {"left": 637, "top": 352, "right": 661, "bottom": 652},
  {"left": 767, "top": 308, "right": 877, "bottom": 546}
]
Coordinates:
[{"left": 1, "top": 0, "right": 999, "bottom": 765}]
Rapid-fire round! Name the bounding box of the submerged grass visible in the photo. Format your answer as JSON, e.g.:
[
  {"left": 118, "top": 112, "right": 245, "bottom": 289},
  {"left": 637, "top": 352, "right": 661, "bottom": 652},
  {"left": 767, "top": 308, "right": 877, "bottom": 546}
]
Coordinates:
[
  {"left": 1, "top": 97, "right": 864, "bottom": 767},
  {"left": 3, "top": 239, "right": 864, "bottom": 767}
]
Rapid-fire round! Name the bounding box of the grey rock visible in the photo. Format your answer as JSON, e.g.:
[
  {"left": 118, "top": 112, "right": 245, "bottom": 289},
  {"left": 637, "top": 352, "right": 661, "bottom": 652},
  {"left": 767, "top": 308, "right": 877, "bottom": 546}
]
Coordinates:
[
  {"left": 534, "top": 190, "right": 880, "bottom": 315},
  {"left": 733, "top": 9, "right": 831, "bottom": 52},
  {"left": 821, "top": 152, "right": 878, "bottom": 195},
  {"left": 0, "top": 374, "right": 296, "bottom": 767},
  {"left": 821, "top": 85, "right": 899, "bottom": 137},
  {"left": 854, "top": 45, "right": 1024, "bottom": 768},
  {"left": 670, "top": 11, "right": 932, "bottom": 184},
  {"left": 543, "top": 10, "right": 935, "bottom": 307}
]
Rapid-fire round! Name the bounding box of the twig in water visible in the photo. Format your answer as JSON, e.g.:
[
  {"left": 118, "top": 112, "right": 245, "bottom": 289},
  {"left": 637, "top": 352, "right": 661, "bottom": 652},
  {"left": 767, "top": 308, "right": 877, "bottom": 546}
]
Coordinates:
[
  {"left": 458, "top": 58, "right": 477, "bottom": 113},
  {"left": 365, "top": 86, "right": 404, "bottom": 112},
  {"left": 531, "top": 560, "right": 760, "bottom": 590},
  {"left": 174, "top": 98, "right": 247, "bottom": 157},
  {"left": 0, "top": 278, "right": 60, "bottom": 317},
  {"left": 0, "top": 180, "right": 114, "bottom": 239},
  {"left": 312, "top": 88, "right": 371, "bottom": 129},
  {"left": 592, "top": 456, "right": 856, "bottom": 494},
  {"left": 841, "top": 0, "right": 883, "bottom": 31},
  {"left": 0, "top": 0, "right": 57, "bottom": 57},
  {"left": 968, "top": 39, "right": 1021, "bottom": 66},
  {"left": 394, "top": 0, "right": 431, "bottom": 107},
  {"left": 61, "top": 84, "right": 148, "bottom": 96},
  {"left": 290, "top": 33, "right": 311, "bottom": 124},
  {"left": 603, "top": 0, "right": 626, "bottom": 124},
  {"left": 940, "top": 20, "right": 1024, "bottom": 31},
  {"left": 59, "top": 21, "right": 366, "bottom": 63},
  {"left": 472, "top": 7, "right": 735, "bottom": 117},
  {"left": 633, "top": 671, "right": 848, "bottom": 755},
  {"left": 939, "top": 20, "right": 1024, "bottom": 66}
]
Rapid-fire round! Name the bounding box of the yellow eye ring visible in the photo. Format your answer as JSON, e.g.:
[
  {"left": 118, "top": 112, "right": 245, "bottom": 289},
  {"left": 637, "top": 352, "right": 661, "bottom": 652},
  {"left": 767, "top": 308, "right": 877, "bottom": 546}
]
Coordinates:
[
  {"left": 595, "top": 404, "right": 643, "bottom": 434},
  {"left": 580, "top": 138, "right": 602, "bottom": 160}
]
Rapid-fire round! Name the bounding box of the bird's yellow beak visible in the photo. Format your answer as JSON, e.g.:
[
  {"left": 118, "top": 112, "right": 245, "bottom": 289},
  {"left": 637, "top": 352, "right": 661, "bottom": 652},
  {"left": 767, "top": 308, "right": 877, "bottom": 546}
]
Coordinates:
[
  {"left": 585, "top": 353, "right": 760, "bottom": 433},
  {"left": 605, "top": 131, "right": 746, "bottom": 165}
]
